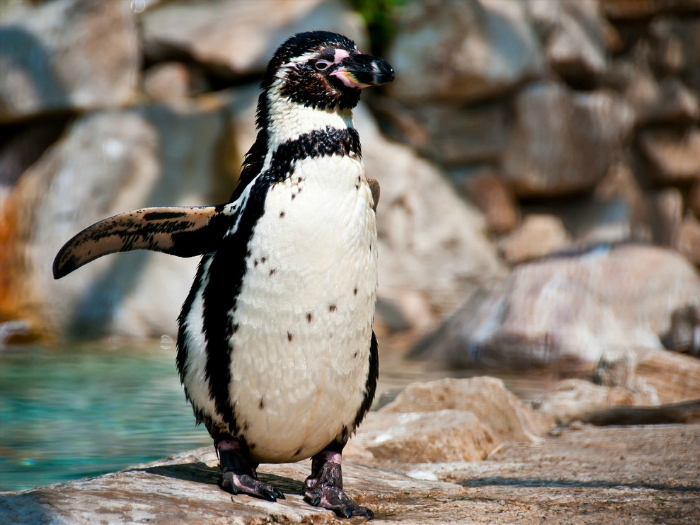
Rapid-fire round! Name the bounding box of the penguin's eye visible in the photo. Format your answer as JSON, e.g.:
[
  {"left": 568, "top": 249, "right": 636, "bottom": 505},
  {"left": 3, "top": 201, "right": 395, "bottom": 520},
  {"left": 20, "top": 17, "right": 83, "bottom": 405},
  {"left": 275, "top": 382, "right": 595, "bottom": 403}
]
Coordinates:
[{"left": 314, "top": 60, "right": 332, "bottom": 72}]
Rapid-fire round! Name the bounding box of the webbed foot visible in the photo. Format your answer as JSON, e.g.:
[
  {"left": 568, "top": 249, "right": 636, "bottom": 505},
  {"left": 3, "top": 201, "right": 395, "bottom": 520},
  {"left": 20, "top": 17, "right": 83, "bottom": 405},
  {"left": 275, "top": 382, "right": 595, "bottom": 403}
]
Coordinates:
[
  {"left": 217, "top": 439, "right": 285, "bottom": 502},
  {"left": 304, "top": 449, "right": 373, "bottom": 519}
]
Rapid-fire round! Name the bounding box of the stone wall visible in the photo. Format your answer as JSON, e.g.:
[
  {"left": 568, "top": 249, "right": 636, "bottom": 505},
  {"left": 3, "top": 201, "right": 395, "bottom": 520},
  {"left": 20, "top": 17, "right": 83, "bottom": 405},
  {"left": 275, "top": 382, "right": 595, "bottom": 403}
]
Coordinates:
[{"left": 1, "top": 0, "right": 699, "bottom": 370}]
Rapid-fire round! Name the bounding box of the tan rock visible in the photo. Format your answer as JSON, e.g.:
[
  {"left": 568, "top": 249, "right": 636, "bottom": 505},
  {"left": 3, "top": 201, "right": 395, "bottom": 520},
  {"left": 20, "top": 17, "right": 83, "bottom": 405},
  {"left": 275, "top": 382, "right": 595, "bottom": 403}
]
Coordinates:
[
  {"left": 463, "top": 171, "right": 519, "bottom": 235},
  {"left": 498, "top": 214, "right": 570, "bottom": 264},
  {"left": 676, "top": 212, "right": 700, "bottom": 266},
  {"left": 141, "top": 0, "right": 366, "bottom": 77},
  {"left": 596, "top": 346, "right": 700, "bottom": 404},
  {"left": 639, "top": 127, "right": 700, "bottom": 182},
  {"left": 533, "top": 378, "right": 653, "bottom": 425},
  {"left": 0, "top": 0, "right": 139, "bottom": 122},
  {"left": 143, "top": 62, "right": 208, "bottom": 101},
  {"left": 503, "top": 82, "right": 634, "bottom": 197},
  {"left": 387, "top": 0, "right": 545, "bottom": 104},
  {"left": 349, "top": 410, "right": 497, "bottom": 464},
  {"left": 380, "top": 377, "right": 551, "bottom": 443}
]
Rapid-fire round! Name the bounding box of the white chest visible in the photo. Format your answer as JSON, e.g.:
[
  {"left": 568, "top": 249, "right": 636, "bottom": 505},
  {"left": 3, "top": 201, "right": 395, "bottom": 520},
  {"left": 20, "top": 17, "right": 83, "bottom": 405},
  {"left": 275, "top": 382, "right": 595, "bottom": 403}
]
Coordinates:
[{"left": 227, "top": 154, "right": 378, "bottom": 462}]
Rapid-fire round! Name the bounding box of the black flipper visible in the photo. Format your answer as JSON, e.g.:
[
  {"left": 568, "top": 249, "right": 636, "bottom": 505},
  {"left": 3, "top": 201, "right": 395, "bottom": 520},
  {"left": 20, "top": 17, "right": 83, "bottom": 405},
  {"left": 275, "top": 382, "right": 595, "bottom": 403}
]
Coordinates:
[{"left": 53, "top": 206, "right": 230, "bottom": 279}]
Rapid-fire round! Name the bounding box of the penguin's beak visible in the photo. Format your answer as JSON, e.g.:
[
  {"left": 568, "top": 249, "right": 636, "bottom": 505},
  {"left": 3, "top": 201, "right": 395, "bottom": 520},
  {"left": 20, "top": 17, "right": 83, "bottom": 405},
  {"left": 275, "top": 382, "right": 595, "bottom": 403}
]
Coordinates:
[{"left": 331, "top": 54, "right": 395, "bottom": 89}]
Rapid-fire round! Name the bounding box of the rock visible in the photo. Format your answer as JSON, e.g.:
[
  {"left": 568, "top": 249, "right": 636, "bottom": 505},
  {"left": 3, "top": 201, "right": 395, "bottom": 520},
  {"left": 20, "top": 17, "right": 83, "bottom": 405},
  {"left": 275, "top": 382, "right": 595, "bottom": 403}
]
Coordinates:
[
  {"left": 676, "top": 212, "right": 700, "bottom": 267},
  {"left": 671, "top": 19, "right": 700, "bottom": 93},
  {"left": 462, "top": 170, "right": 519, "bottom": 235},
  {"left": 688, "top": 180, "right": 700, "bottom": 218},
  {"left": 527, "top": 0, "right": 608, "bottom": 83},
  {"left": 629, "top": 75, "right": 699, "bottom": 126},
  {"left": 348, "top": 410, "right": 497, "bottom": 464},
  {"left": 410, "top": 103, "right": 509, "bottom": 166},
  {"left": 596, "top": 346, "right": 700, "bottom": 404},
  {"left": 601, "top": 0, "right": 700, "bottom": 19},
  {"left": 651, "top": 188, "right": 683, "bottom": 246},
  {"left": 661, "top": 304, "right": 700, "bottom": 355},
  {"left": 498, "top": 214, "right": 570, "bottom": 264},
  {"left": 533, "top": 378, "right": 652, "bottom": 425},
  {"left": 143, "top": 62, "right": 208, "bottom": 101},
  {"left": 380, "top": 377, "right": 551, "bottom": 443},
  {"left": 594, "top": 162, "right": 651, "bottom": 242},
  {"left": 3, "top": 425, "right": 699, "bottom": 523},
  {"left": 0, "top": 102, "right": 231, "bottom": 340},
  {"left": 502, "top": 82, "right": 634, "bottom": 197},
  {"left": 0, "top": 446, "right": 466, "bottom": 523},
  {"left": 141, "top": 0, "right": 366, "bottom": 78},
  {"left": 387, "top": 0, "right": 544, "bottom": 104},
  {"left": 0, "top": 0, "right": 139, "bottom": 122},
  {"left": 413, "top": 244, "right": 700, "bottom": 370},
  {"left": 638, "top": 127, "right": 700, "bottom": 182}
]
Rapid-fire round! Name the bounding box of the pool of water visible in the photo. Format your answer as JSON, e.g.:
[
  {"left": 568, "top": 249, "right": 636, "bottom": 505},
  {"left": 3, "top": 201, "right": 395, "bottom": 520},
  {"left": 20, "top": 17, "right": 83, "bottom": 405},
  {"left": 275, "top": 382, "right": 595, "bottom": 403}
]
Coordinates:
[{"left": 0, "top": 343, "right": 211, "bottom": 492}]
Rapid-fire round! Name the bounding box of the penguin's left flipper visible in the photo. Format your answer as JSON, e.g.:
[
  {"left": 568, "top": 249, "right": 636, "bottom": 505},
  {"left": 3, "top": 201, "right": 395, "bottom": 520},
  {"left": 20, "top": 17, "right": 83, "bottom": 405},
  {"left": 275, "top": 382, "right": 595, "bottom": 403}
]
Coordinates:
[
  {"left": 367, "top": 178, "right": 380, "bottom": 212},
  {"left": 53, "top": 206, "right": 230, "bottom": 279}
]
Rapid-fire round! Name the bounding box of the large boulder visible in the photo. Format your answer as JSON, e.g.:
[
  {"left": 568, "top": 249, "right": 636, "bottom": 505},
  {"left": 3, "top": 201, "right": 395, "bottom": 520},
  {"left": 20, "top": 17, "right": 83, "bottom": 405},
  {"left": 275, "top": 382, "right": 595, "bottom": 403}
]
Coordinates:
[
  {"left": 413, "top": 244, "right": 700, "bottom": 370},
  {"left": 387, "top": 0, "right": 545, "bottom": 104},
  {"left": 0, "top": 0, "right": 139, "bottom": 122},
  {"left": 0, "top": 102, "right": 231, "bottom": 341},
  {"left": 140, "top": 0, "right": 366, "bottom": 78},
  {"left": 502, "top": 82, "right": 634, "bottom": 197}
]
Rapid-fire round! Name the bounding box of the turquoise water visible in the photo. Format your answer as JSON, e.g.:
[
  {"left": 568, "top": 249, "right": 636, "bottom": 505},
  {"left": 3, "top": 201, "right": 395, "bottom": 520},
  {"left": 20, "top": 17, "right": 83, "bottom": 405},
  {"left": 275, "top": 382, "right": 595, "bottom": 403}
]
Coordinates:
[{"left": 0, "top": 343, "right": 211, "bottom": 492}]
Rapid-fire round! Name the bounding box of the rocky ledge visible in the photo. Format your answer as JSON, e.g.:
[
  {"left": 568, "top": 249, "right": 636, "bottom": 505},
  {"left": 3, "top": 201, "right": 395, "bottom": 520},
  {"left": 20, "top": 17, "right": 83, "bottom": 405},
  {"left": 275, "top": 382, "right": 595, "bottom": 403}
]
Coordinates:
[
  {"left": 2, "top": 424, "right": 699, "bottom": 524},
  {"left": 2, "top": 375, "right": 699, "bottom": 524}
]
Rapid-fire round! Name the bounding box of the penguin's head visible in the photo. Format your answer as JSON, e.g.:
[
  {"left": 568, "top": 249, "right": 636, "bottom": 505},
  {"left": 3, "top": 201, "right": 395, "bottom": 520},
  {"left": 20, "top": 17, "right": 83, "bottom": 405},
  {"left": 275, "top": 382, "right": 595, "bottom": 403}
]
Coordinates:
[{"left": 262, "top": 30, "right": 394, "bottom": 111}]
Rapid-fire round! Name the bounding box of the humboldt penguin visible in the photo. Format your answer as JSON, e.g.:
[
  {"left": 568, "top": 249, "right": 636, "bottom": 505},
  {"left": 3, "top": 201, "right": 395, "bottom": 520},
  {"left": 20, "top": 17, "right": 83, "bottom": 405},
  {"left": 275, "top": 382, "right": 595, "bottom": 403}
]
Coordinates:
[{"left": 53, "top": 31, "right": 394, "bottom": 519}]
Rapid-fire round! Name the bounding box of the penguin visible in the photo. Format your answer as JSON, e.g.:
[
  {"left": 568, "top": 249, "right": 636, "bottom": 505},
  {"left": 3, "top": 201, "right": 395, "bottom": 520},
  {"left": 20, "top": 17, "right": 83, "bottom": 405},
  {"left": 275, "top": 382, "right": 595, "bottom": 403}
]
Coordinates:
[{"left": 53, "top": 31, "right": 394, "bottom": 519}]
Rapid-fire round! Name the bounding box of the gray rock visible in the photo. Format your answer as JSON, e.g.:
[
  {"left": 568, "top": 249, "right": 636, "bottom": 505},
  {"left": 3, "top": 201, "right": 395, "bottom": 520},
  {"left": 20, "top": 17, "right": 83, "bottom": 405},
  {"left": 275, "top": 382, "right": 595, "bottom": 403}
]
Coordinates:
[
  {"left": 0, "top": 0, "right": 139, "bottom": 122},
  {"left": 410, "top": 103, "right": 509, "bottom": 166},
  {"left": 414, "top": 244, "right": 700, "bottom": 370},
  {"left": 1, "top": 102, "right": 230, "bottom": 340},
  {"left": 502, "top": 82, "right": 634, "bottom": 197},
  {"left": 141, "top": 0, "right": 366, "bottom": 77},
  {"left": 387, "top": 0, "right": 545, "bottom": 104}
]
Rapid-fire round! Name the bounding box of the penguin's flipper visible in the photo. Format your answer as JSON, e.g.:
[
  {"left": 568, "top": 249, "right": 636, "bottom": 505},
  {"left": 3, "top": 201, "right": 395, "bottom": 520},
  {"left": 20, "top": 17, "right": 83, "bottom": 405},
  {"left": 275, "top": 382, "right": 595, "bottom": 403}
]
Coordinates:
[
  {"left": 53, "top": 206, "right": 229, "bottom": 279},
  {"left": 367, "top": 178, "right": 380, "bottom": 211}
]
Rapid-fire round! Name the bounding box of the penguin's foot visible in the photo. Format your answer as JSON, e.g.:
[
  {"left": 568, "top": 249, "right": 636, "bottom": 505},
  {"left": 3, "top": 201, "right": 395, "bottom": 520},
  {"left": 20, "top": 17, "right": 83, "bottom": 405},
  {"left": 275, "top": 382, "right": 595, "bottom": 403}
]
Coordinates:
[
  {"left": 304, "top": 449, "right": 374, "bottom": 520},
  {"left": 217, "top": 439, "right": 285, "bottom": 502}
]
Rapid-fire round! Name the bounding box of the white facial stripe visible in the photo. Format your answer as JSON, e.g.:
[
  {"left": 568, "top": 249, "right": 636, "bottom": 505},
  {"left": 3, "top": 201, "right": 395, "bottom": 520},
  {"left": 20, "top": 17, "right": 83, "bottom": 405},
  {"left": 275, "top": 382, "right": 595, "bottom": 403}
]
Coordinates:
[{"left": 333, "top": 49, "right": 350, "bottom": 64}]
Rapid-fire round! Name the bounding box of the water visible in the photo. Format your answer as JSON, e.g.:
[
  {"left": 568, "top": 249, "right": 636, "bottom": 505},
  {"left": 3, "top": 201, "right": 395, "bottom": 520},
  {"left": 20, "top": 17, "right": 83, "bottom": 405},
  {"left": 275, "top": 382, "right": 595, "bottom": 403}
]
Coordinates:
[
  {"left": 0, "top": 343, "right": 211, "bottom": 492},
  {"left": 0, "top": 343, "right": 559, "bottom": 493}
]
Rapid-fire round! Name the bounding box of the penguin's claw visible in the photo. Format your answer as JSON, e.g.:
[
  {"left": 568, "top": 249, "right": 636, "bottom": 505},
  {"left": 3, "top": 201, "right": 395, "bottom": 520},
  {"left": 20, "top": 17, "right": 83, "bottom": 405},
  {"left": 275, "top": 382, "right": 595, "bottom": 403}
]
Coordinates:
[
  {"left": 221, "top": 471, "right": 285, "bottom": 502},
  {"left": 304, "top": 486, "right": 373, "bottom": 519}
]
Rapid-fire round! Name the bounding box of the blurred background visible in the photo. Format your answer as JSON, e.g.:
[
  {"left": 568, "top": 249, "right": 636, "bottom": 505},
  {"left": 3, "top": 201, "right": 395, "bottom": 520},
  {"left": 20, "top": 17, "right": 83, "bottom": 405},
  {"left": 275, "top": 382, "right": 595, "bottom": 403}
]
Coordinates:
[{"left": 1, "top": 0, "right": 700, "bottom": 492}]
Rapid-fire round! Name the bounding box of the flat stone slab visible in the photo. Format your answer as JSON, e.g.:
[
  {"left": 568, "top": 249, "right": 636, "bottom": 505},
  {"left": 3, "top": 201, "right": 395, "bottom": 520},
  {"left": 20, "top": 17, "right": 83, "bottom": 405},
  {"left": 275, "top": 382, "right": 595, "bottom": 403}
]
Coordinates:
[{"left": 2, "top": 425, "right": 699, "bottom": 523}]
